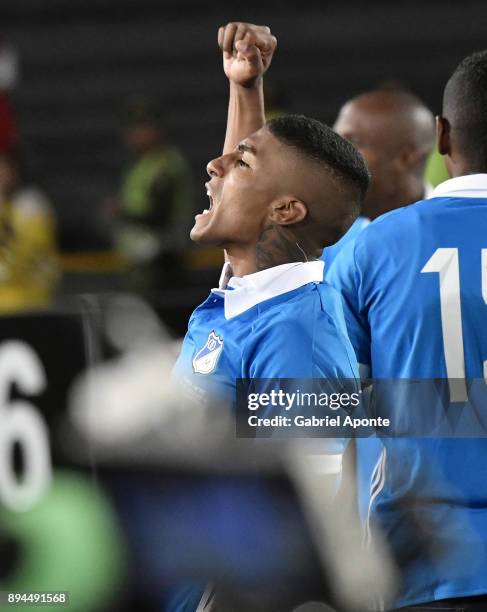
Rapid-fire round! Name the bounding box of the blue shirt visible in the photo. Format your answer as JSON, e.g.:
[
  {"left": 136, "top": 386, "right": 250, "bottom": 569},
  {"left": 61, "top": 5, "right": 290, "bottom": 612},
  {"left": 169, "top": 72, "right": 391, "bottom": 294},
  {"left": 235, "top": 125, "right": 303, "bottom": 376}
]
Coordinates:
[
  {"left": 328, "top": 174, "right": 487, "bottom": 607},
  {"left": 321, "top": 215, "right": 380, "bottom": 523},
  {"left": 170, "top": 260, "right": 359, "bottom": 612},
  {"left": 174, "top": 260, "right": 359, "bottom": 409}
]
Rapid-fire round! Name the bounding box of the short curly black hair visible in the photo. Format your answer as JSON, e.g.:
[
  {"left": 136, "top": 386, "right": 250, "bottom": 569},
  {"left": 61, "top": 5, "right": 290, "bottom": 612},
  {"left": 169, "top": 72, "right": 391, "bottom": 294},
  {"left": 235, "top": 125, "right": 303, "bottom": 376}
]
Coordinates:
[{"left": 266, "top": 114, "right": 370, "bottom": 203}]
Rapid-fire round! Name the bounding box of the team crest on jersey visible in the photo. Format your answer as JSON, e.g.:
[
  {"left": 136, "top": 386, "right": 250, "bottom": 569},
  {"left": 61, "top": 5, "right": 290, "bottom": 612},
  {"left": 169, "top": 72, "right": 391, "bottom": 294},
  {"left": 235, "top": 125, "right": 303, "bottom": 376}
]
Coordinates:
[{"left": 192, "top": 331, "right": 224, "bottom": 375}]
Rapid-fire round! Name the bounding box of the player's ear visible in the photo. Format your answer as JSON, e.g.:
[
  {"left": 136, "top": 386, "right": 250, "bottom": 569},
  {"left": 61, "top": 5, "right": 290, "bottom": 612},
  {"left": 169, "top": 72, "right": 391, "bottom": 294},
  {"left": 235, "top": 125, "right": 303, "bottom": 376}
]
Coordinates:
[
  {"left": 268, "top": 197, "right": 308, "bottom": 225},
  {"left": 436, "top": 115, "right": 451, "bottom": 156}
]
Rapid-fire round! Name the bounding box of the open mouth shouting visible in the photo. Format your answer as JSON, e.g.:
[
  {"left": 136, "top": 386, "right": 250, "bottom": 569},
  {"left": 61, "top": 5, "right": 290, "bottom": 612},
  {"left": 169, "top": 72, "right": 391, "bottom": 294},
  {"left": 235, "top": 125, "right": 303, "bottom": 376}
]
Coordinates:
[{"left": 195, "top": 182, "right": 216, "bottom": 220}]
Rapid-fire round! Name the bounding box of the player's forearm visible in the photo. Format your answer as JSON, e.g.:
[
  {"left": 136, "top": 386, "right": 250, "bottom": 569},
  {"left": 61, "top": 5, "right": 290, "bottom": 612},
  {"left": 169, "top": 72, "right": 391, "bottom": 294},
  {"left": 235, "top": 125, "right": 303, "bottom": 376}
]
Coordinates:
[{"left": 223, "top": 80, "right": 266, "bottom": 155}]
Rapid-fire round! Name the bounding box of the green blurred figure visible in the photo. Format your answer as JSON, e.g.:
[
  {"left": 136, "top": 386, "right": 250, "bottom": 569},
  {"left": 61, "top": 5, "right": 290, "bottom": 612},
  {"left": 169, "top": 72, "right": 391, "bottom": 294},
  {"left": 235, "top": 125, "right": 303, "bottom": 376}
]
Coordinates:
[
  {"left": 0, "top": 470, "right": 126, "bottom": 612},
  {"left": 116, "top": 98, "right": 193, "bottom": 293}
]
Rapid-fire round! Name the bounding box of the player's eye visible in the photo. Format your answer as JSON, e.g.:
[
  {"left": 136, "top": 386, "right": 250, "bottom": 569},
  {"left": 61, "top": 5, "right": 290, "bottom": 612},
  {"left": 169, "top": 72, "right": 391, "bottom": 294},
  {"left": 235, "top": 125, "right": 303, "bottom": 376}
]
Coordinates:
[{"left": 237, "top": 158, "right": 250, "bottom": 168}]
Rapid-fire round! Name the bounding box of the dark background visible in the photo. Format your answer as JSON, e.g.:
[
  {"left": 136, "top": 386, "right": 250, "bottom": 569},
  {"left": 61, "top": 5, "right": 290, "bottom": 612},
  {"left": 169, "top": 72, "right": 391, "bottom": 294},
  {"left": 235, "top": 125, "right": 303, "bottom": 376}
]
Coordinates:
[{"left": 2, "top": 0, "right": 487, "bottom": 250}]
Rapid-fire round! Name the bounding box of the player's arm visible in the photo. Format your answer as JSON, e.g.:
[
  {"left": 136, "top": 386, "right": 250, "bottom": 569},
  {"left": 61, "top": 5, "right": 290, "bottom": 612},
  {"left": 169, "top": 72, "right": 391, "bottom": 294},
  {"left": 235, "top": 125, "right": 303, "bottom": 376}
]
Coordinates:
[
  {"left": 218, "top": 22, "right": 277, "bottom": 154},
  {"left": 327, "top": 240, "right": 371, "bottom": 375}
]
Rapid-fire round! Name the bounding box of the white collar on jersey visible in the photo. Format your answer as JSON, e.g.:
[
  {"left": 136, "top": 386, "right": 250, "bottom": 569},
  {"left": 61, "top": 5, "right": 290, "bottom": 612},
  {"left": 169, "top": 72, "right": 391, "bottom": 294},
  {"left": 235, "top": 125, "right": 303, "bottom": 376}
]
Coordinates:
[
  {"left": 423, "top": 182, "right": 434, "bottom": 198},
  {"left": 430, "top": 173, "right": 487, "bottom": 199},
  {"left": 212, "top": 260, "right": 325, "bottom": 320}
]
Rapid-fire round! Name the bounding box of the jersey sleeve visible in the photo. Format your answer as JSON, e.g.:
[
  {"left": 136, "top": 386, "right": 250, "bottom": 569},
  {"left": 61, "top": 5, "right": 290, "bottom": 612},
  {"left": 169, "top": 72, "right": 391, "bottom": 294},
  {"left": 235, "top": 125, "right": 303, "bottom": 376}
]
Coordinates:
[{"left": 327, "top": 239, "right": 371, "bottom": 369}]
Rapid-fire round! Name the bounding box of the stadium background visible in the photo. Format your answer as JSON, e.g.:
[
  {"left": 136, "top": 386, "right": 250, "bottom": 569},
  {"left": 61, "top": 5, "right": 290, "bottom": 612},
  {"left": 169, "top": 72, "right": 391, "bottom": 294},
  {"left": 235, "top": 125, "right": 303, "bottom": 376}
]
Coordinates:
[{"left": 2, "top": 0, "right": 487, "bottom": 318}]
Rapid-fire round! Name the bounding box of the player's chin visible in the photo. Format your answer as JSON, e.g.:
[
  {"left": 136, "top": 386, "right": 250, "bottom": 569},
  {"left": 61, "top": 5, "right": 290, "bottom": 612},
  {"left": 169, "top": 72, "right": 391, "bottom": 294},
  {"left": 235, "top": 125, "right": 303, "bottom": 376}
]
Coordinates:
[{"left": 190, "top": 218, "right": 215, "bottom": 244}]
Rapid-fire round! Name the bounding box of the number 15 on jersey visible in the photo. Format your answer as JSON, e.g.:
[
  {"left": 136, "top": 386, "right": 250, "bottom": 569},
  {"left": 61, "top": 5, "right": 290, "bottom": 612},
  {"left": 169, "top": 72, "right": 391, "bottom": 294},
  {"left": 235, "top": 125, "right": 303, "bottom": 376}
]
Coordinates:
[{"left": 421, "top": 247, "right": 487, "bottom": 402}]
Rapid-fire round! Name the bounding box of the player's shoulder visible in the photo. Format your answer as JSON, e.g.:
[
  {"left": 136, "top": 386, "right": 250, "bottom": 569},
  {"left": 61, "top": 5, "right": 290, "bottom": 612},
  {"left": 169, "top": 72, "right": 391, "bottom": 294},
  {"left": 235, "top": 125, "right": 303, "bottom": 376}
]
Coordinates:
[
  {"left": 250, "top": 284, "right": 311, "bottom": 329},
  {"left": 251, "top": 282, "right": 343, "bottom": 340},
  {"left": 354, "top": 198, "right": 430, "bottom": 254},
  {"left": 365, "top": 198, "right": 429, "bottom": 231},
  {"left": 257, "top": 282, "right": 321, "bottom": 321}
]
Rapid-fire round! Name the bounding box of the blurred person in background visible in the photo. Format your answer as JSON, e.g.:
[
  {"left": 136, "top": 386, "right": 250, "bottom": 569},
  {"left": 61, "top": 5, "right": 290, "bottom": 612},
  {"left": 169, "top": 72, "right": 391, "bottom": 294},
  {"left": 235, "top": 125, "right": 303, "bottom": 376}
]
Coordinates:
[
  {"left": 0, "top": 40, "right": 59, "bottom": 313},
  {"left": 0, "top": 39, "right": 19, "bottom": 154},
  {"left": 322, "top": 88, "right": 435, "bottom": 269},
  {"left": 0, "top": 150, "right": 59, "bottom": 313},
  {"left": 115, "top": 97, "right": 193, "bottom": 294}
]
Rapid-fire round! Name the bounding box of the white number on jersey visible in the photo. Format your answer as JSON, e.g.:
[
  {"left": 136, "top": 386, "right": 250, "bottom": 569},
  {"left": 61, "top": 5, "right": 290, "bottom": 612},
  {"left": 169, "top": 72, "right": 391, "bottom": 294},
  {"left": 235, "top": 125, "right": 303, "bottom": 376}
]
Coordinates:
[{"left": 421, "top": 248, "right": 487, "bottom": 403}]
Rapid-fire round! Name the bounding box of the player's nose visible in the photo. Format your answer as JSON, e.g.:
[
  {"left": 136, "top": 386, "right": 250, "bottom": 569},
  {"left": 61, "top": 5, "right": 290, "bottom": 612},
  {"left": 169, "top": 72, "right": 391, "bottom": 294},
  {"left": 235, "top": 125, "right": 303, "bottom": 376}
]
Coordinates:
[{"left": 206, "top": 153, "right": 230, "bottom": 178}]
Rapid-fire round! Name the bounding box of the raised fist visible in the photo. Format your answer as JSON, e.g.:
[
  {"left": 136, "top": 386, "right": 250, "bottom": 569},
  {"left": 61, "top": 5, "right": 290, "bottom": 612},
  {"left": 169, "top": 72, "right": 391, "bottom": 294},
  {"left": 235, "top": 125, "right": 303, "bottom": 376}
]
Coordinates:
[{"left": 218, "top": 22, "right": 277, "bottom": 88}]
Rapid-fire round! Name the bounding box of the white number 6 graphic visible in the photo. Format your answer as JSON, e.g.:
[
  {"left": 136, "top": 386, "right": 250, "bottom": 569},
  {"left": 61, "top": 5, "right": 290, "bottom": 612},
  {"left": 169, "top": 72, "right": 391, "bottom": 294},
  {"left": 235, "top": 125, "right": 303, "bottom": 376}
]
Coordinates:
[{"left": 0, "top": 341, "right": 52, "bottom": 512}]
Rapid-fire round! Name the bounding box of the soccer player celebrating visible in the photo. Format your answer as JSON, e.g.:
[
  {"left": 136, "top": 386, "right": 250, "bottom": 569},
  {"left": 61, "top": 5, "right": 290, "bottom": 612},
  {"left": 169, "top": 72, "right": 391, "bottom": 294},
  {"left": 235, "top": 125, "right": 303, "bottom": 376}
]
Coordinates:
[
  {"left": 173, "top": 23, "right": 368, "bottom": 410},
  {"left": 328, "top": 52, "right": 487, "bottom": 610},
  {"left": 170, "top": 24, "right": 369, "bottom": 611}
]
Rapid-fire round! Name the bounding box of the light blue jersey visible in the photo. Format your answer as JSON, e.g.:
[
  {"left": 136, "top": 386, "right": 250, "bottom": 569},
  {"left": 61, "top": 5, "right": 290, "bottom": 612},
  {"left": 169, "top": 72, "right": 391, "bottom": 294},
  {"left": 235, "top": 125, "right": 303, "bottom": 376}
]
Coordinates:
[
  {"left": 170, "top": 260, "right": 359, "bottom": 612},
  {"left": 328, "top": 174, "right": 487, "bottom": 608},
  {"left": 321, "top": 214, "right": 381, "bottom": 523},
  {"left": 174, "top": 260, "right": 359, "bottom": 407}
]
